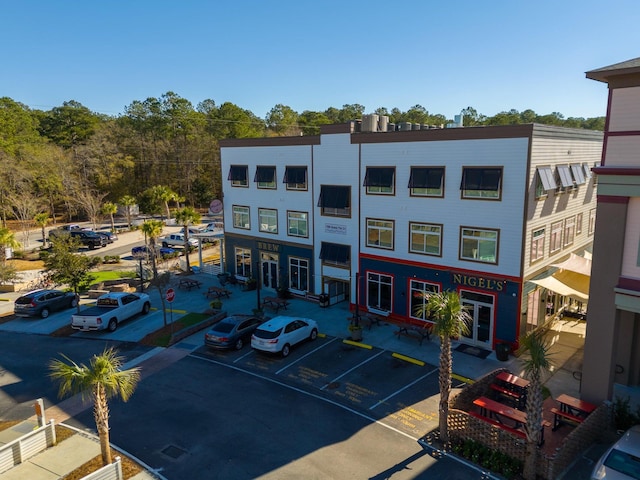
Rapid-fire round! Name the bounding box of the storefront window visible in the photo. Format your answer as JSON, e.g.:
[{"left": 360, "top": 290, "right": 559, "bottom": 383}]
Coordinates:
[
  {"left": 409, "top": 280, "right": 440, "bottom": 321},
  {"left": 235, "top": 248, "right": 251, "bottom": 277},
  {"left": 289, "top": 257, "right": 309, "bottom": 292},
  {"left": 367, "top": 272, "right": 392, "bottom": 312}
]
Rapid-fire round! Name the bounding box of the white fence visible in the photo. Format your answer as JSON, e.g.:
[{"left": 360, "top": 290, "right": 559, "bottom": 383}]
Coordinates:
[
  {"left": 0, "top": 420, "right": 56, "bottom": 474},
  {"left": 80, "top": 456, "right": 123, "bottom": 480}
]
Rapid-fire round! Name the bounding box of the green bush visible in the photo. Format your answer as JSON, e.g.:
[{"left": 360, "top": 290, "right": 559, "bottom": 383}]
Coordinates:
[
  {"left": 614, "top": 396, "right": 640, "bottom": 431},
  {"left": 451, "top": 438, "right": 522, "bottom": 479}
]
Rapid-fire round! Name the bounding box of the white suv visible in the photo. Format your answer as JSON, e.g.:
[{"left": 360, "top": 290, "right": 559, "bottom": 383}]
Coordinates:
[
  {"left": 251, "top": 316, "right": 318, "bottom": 357},
  {"left": 160, "top": 233, "right": 199, "bottom": 248}
]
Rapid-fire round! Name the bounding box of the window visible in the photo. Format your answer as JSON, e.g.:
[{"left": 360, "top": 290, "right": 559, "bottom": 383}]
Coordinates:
[
  {"left": 409, "top": 222, "right": 442, "bottom": 256},
  {"left": 235, "top": 248, "right": 252, "bottom": 277},
  {"left": 367, "top": 272, "right": 392, "bottom": 312},
  {"left": 408, "top": 167, "right": 445, "bottom": 197},
  {"left": 460, "top": 167, "right": 502, "bottom": 199},
  {"left": 228, "top": 165, "right": 248, "bottom": 187},
  {"left": 556, "top": 165, "right": 574, "bottom": 192},
  {"left": 363, "top": 167, "right": 395, "bottom": 195},
  {"left": 289, "top": 257, "right": 309, "bottom": 292},
  {"left": 254, "top": 166, "right": 276, "bottom": 189},
  {"left": 318, "top": 185, "right": 351, "bottom": 217},
  {"left": 232, "top": 205, "right": 250, "bottom": 229},
  {"left": 531, "top": 228, "right": 545, "bottom": 263},
  {"left": 576, "top": 213, "right": 583, "bottom": 235},
  {"left": 366, "top": 219, "right": 394, "bottom": 249},
  {"left": 258, "top": 208, "right": 278, "bottom": 233},
  {"left": 550, "top": 221, "right": 563, "bottom": 253},
  {"left": 287, "top": 211, "right": 308, "bottom": 237},
  {"left": 564, "top": 216, "right": 575, "bottom": 247},
  {"left": 588, "top": 209, "right": 596, "bottom": 235},
  {"left": 319, "top": 242, "right": 350, "bottom": 266},
  {"left": 571, "top": 164, "right": 586, "bottom": 185},
  {"left": 283, "top": 166, "right": 307, "bottom": 190},
  {"left": 460, "top": 227, "right": 499, "bottom": 264},
  {"left": 536, "top": 167, "right": 556, "bottom": 198},
  {"left": 409, "top": 280, "right": 440, "bottom": 322}
]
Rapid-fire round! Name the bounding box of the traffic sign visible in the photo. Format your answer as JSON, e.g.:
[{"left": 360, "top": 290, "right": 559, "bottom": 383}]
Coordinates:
[{"left": 166, "top": 288, "right": 175, "bottom": 303}]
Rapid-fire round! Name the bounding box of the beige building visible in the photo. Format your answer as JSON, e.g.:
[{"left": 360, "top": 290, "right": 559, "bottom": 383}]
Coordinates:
[{"left": 582, "top": 58, "right": 640, "bottom": 403}]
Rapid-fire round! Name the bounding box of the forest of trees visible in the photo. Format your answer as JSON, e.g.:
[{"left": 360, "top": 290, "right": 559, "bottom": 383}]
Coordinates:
[{"left": 0, "top": 92, "right": 605, "bottom": 230}]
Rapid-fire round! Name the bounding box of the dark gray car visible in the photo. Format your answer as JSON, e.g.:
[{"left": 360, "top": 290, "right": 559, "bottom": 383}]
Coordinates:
[
  {"left": 204, "top": 315, "right": 263, "bottom": 350},
  {"left": 14, "top": 289, "right": 78, "bottom": 318}
]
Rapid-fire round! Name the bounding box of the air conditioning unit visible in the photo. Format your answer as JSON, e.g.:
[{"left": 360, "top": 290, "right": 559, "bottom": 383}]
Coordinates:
[{"left": 361, "top": 114, "right": 379, "bottom": 132}]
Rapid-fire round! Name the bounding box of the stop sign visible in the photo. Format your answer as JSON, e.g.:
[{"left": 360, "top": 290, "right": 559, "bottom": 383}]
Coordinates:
[{"left": 166, "top": 288, "right": 175, "bottom": 303}]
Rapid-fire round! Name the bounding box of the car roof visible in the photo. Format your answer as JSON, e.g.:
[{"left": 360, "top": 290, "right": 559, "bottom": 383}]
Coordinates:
[
  {"left": 613, "top": 425, "right": 640, "bottom": 456},
  {"left": 21, "top": 289, "right": 62, "bottom": 298},
  {"left": 257, "top": 316, "right": 313, "bottom": 332}
]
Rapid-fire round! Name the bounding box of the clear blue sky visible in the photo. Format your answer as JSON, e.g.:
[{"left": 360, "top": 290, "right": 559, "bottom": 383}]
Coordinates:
[{"left": 2, "top": 0, "right": 639, "bottom": 120}]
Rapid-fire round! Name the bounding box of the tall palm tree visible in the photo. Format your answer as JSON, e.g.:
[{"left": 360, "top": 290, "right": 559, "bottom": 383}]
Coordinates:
[
  {"left": 140, "top": 219, "right": 164, "bottom": 278},
  {"left": 49, "top": 348, "right": 141, "bottom": 466},
  {"left": 174, "top": 206, "right": 201, "bottom": 273},
  {"left": 101, "top": 201, "right": 118, "bottom": 233},
  {"left": 414, "top": 290, "right": 471, "bottom": 444},
  {"left": 0, "top": 226, "right": 20, "bottom": 266},
  {"left": 118, "top": 195, "right": 137, "bottom": 231},
  {"left": 34, "top": 212, "right": 50, "bottom": 247},
  {"left": 517, "top": 329, "right": 553, "bottom": 480}
]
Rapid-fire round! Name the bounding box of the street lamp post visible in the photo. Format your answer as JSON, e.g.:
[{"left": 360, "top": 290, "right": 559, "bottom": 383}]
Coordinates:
[{"left": 256, "top": 260, "right": 261, "bottom": 311}]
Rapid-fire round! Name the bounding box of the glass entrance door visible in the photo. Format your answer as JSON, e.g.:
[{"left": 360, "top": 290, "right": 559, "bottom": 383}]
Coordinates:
[
  {"left": 461, "top": 291, "right": 494, "bottom": 347},
  {"left": 260, "top": 253, "right": 279, "bottom": 290}
]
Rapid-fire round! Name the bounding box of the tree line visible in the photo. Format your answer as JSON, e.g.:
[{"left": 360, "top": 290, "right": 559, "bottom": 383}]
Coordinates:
[{"left": 0, "top": 93, "right": 605, "bottom": 230}]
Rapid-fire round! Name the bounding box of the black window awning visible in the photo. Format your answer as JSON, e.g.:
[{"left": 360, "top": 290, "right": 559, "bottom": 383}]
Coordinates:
[
  {"left": 363, "top": 167, "right": 395, "bottom": 187},
  {"left": 408, "top": 167, "right": 444, "bottom": 189},
  {"left": 254, "top": 166, "right": 276, "bottom": 183},
  {"left": 319, "top": 242, "right": 350, "bottom": 263},
  {"left": 228, "top": 165, "right": 248, "bottom": 181},
  {"left": 283, "top": 166, "right": 307, "bottom": 184},
  {"left": 317, "top": 185, "right": 350, "bottom": 208},
  {"left": 460, "top": 168, "right": 502, "bottom": 191}
]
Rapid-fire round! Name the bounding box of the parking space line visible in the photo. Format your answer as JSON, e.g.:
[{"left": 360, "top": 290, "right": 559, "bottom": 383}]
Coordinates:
[
  {"left": 320, "top": 350, "right": 386, "bottom": 391},
  {"left": 275, "top": 337, "right": 340, "bottom": 376},
  {"left": 369, "top": 367, "right": 438, "bottom": 411}
]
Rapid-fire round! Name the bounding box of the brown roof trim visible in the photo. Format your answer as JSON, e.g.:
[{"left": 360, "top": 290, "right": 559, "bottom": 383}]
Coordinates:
[
  {"left": 597, "top": 195, "right": 629, "bottom": 204},
  {"left": 586, "top": 57, "right": 640, "bottom": 85},
  {"left": 352, "top": 124, "right": 534, "bottom": 144},
  {"left": 219, "top": 135, "right": 320, "bottom": 148},
  {"left": 594, "top": 167, "right": 640, "bottom": 176},
  {"left": 617, "top": 276, "right": 640, "bottom": 293}
]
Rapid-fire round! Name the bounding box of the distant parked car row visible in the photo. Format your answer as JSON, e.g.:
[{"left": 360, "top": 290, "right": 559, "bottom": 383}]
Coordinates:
[
  {"left": 48, "top": 224, "right": 118, "bottom": 249},
  {"left": 131, "top": 245, "right": 176, "bottom": 258}
]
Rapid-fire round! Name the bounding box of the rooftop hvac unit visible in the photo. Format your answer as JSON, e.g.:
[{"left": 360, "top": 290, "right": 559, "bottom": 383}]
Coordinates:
[
  {"left": 412, "top": 123, "right": 421, "bottom": 131},
  {"left": 387, "top": 123, "right": 396, "bottom": 132},
  {"left": 361, "top": 114, "right": 379, "bottom": 132},
  {"left": 398, "top": 122, "right": 412, "bottom": 131},
  {"left": 378, "top": 115, "right": 389, "bottom": 132}
]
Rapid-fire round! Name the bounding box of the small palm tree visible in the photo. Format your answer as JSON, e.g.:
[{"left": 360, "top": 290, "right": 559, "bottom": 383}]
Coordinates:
[
  {"left": 101, "top": 201, "right": 118, "bottom": 233},
  {"left": 49, "top": 348, "right": 141, "bottom": 466},
  {"left": 34, "top": 213, "right": 51, "bottom": 247},
  {"left": 118, "top": 195, "right": 137, "bottom": 230},
  {"left": 517, "top": 329, "right": 553, "bottom": 480},
  {"left": 140, "top": 219, "right": 164, "bottom": 279},
  {"left": 0, "top": 227, "right": 21, "bottom": 266},
  {"left": 414, "top": 290, "right": 471, "bottom": 444},
  {"left": 174, "top": 206, "right": 201, "bottom": 273}
]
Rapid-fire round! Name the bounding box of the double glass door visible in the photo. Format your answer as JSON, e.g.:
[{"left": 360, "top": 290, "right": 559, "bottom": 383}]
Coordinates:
[
  {"left": 461, "top": 291, "right": 494, "bottom": 347},
  {"left": 260, "top": 253, "right": 279, "bottom": 290}
]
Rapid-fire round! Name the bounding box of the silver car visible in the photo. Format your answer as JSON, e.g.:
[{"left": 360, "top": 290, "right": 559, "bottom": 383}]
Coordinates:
[{"left": 592, "top": 425, "right": 640, "bottom": 479}]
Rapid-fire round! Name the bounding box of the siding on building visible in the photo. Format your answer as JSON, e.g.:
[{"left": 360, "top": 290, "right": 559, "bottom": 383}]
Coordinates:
[{"left": 608, "top": 86, "right": 640, "bottom": 132}]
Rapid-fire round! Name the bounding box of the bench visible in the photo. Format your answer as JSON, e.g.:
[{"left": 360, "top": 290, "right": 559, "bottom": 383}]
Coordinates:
[
  {"left": 551, "top": 407, "right": 584, "bottom": 430},
  {"left": 178, "top": 279, "right": 202, "bottom": 291},
  {"left": 205, "top": 286, "right": 232, "bottom": 299},
  {"left": 262, "top": 296, "right": 290, "bottom": 313},
  {"left": 394, "top": 323, "right": 432, "bottom": 345},
  {"left": 359, "top": 315, "right": 383, "bottom": 330},
  {"left": 468, "top": 411, "right": 526, "bottom": 439},
  {"left": 489, "top": 383, "right": 526, "bottom": 408}
]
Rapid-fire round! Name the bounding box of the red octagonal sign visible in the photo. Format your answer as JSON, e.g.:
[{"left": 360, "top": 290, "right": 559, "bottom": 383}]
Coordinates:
[{"left": 166, "top": 288, "right": 175, "bottom": 303}]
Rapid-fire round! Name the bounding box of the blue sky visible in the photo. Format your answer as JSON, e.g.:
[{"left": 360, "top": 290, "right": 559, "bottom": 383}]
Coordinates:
[{"left": 2, "top": 1, "right": 639, "bottom": 120}]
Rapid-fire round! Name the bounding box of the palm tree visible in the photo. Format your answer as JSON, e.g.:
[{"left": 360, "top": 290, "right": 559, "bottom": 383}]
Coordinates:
[
  {"left": 34, "top": 213, "right": 51, "bottom": 247},
  {"left": 0, "top": 226, "right": 20, "bottom": 266},
  {"left": 140, "top": 219, "right": 164, "bottom": 279},
  {"left": 101, "top": 201, "right": 118, "bottom": 233},
  {"left": 118, "top": 195, "right": 137, "bottom": 230},
  {"left": 414, "top": 290, "right": 471, "bottom": 444},
  {"left": 149, "top": 185, "right": 181, "bottom": 221},
  {"left": 517, "top": 329, "right": 553, "bottom": 480},
  {"left": 49, "top": 348, "right": 141, "bottom": 466},
  {"left": 174, "top": 206, "right": 201, "bottom": 273}
]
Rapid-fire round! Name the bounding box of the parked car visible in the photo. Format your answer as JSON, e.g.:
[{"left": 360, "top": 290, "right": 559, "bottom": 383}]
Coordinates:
[
  {"left": 160, "top": 233, "right": 199, "bottom": 248},
  {"left": 204, "top": 315, "right": 263, "bottom": 350},
  {"left": 251, "top": 315, "right": 318, "bottom": 357},
  {"left": 95, "top": 231, "right": 118, "bottom": 243},
  {"left": 71, "top": 292, "right": 151, "bottom": 332},
  {"left": 69, "top": 230, "right": 107, "bottom": 249},
  {"left": 14, "top": 289, "right": 78, "bottom": 318},
  {"left": 591, "top": 425, "right": 640, "bottom": 479},
  {"left": 131, "top": 245, "right": 176, "bottom": 258}
]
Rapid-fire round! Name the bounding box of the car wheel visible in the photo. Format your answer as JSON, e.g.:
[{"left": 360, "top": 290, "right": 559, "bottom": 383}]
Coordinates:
[
  {"left": 281, "top": 344, "right": 291, "bottom": 357},
  {"left": 40, "top": 308, "right": 50, "bottom": 319},
  {"left": 234, "top": 338, "right": 244, "bottom": 350},
  {"left": 309, "top": 328, "right": 318, "bottom": 341},
  {"left": 142, "top": 302, "right": 151, "bottom": 314},
  {"left": 108, "top": 319, "right": 118, "bottom": 332}
]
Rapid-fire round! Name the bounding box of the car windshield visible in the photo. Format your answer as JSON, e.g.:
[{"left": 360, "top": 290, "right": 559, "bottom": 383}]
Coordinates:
[
  {"left": 604, "top": 448, "right": 640, "bottom": 479},
  {"left": 253, "top": 327, "right": 283, "bottom": 339},
  {"left": 212, "top": 322, "right": 235, "bottom": 333}
]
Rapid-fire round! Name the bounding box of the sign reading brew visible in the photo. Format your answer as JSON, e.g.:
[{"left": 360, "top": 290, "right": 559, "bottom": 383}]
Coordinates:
[
  {"left": 257, "top": 241, "right": 279, "bottom": 252},
  {"left": 452, "top": 273, "right": 505, "bottom": 291}
]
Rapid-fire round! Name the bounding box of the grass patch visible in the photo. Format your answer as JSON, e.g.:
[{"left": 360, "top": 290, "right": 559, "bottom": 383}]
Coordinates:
[
  {"left": 140, "top": 312, "right": 210, "bottom": 347},
  {"left": 88, "top": 270, "right": 137, "bottom": 284}
]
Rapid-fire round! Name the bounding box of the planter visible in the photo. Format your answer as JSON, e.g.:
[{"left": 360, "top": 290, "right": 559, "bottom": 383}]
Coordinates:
[
  {"left": 496, "top": 342, "right": 511, "bottom": 362},
  {"left": 349, "top": 327, "right": 363, "bottom": 342}
]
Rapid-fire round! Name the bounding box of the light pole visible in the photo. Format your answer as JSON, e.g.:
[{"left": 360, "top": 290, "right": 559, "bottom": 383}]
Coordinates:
[{"left": 256, "top": 260, "right": 261, "bottom": 311}]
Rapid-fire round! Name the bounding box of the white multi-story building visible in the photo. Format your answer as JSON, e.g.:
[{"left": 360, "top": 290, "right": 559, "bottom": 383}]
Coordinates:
[{"left": 220, "top": 121, "right": 602, "bottom": 351}]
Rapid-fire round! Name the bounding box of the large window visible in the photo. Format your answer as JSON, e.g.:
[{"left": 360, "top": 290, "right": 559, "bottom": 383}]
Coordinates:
[
  {"left": 550, "top": 220, "right": 563, "bottom": 253},
  {"left": 319, "top": 242, "right": 350, "bottom": 267},
  {"left": 588, "top": 209, "right": 596, "bottom": 235},
  {"left": 228, "top": 165, "right": 248, "bottom": 187},
  {"left": 409, "top": 222, "right": 442, "bottom": 256},
  {"left": 283, "top": 166, "right": 307, "bottom": 190},
  {"left": 363, "top": 167, "right": 395, "bottom": 195},
  {"left": 460, "top": 167, "right": 502, "bottom": 200},
  {"left": 258, "top": 208, "right": 277, "bottom": 233},
  {"left": 254, "top": 166, "right": 276, "bottom": 189},
  {"left": 318, "top": 185, "right": 351, "bottom": 217},
  {"left": 531, "top": 228, "right": 545, "bottom": 263},
  {"left": 576, "top": 213, "right": 583, "bottom": 235},
  {"left": 367, "top": 272, "right": 392, "bottom": 313},
  {"left": 366, "top": 219, "right": 394, "bottom": 249},
  {"left": 289, "top": 257, "right": 309, "bottom": 292},
  {"left": 287, "top": 211, "right": 308, "bottom": 237},
  {"left": 232, "top": 205, "right": 250, "bottom": 229},
  {"left": 235, "top": 248, "right": 252, "bottom": 277},
  {"left": 536, "top": 166, "right": 556, "bottom": 198},
  {"left": 460, "top": 227, "right": 499, "bottom": 264},
  {"left": 564, "top": 216, "right": 575, "bottom": 247},
  {"left": 409, "top": 167, "right": 444, "bottom": 197},
  {"left": 409, "top": 280, "right": 440, "bottom": 322}
]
